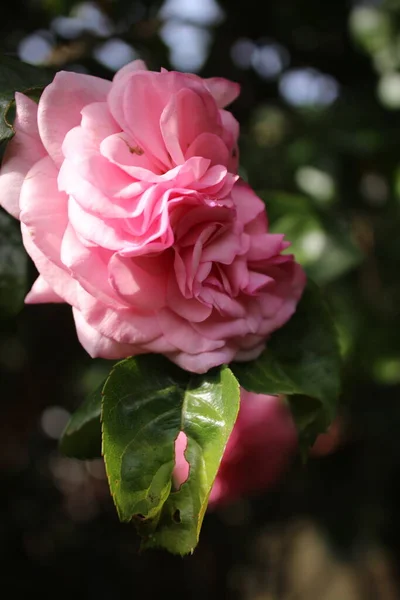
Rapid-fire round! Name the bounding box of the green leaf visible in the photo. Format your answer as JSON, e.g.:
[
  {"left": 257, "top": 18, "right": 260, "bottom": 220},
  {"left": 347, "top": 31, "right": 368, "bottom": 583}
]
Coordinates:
[
  {"left": 0, "top": 55, "right": 52, "bottom": 147},
  {"left": 0, "top": 209, "right": 27, "bottom": 317},
  {"left": 59, "top": 383, "right": 103, "bottom": 460},
  {"left": 102, "top": 355, "right": 240, "bottom": 555},
  {"left": 231, "top": 282, "right": 341, "bottom": 449}
]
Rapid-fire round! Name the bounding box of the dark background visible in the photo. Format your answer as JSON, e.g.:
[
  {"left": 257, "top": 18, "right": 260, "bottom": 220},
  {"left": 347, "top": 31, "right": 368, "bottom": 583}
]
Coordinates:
[{"left": 2, "top": 0, "right": 400, "bottom": 597}]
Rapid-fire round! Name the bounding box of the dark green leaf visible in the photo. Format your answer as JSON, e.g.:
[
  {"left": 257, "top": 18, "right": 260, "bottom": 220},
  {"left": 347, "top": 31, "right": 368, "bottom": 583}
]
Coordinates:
[
  {"left": 102, "top": 355, "right": 239, "bottom": 555},
  {"left": 59, "top": 383, "right": 103, "bottom": 460},
  {"left": 0, "top": 209, "right": 27, "bottom": 317},
  {"left": 231, "top": 282, "right": 341, "bottom": 448}
]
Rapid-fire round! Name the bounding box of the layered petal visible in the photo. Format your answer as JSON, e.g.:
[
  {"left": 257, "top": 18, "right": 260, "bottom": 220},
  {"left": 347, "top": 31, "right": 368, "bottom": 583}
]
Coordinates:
[
  {"left": 0, "top": 93, "right": 46, "bottom": 218},
  {"left": 0, "top": 60, "right": 305, "bottom": 375},
  {"left": 38, "top": 71, "right": 111, "bottom": 166}
]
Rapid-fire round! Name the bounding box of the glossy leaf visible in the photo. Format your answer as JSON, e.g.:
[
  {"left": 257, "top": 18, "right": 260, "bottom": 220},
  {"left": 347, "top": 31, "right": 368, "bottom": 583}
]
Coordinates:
[{"left": 102, "top": 355, "right": 240, "bottom": 555}]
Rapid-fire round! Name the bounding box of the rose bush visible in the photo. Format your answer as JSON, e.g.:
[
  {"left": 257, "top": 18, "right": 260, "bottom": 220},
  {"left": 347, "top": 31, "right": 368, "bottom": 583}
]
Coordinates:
[
  {"left": 0, "top": 60, "right": 305, "bottom": 373},
  {"left": 174, "top": 388, "right": 298, "bottom": 506}
]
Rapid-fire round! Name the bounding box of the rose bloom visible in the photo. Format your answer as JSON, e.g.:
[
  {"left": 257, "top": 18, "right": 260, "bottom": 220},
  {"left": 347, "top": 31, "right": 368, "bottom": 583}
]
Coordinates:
[
  {"left": 0, "top": 60, "right": 305, "bottom": 373},
  {"left": 174, "top": 388, "right": 298, "bottom": 506}
]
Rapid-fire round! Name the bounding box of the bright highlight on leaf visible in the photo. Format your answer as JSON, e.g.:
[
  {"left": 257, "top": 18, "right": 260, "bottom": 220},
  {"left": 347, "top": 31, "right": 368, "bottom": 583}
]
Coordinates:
[{"left": 101, "top": 355, "right": 240, "bottom": 555}]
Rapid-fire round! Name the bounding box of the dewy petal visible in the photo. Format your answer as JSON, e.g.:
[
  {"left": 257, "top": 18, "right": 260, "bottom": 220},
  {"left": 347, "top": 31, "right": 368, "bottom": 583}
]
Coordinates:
[
  {"left": 73, "top": 307, "right": 136, "bottom": 359},
  {"left": 38, "top": 71, "right": 111, "bottom": 166},
  {"left": 203, "top": 77, "right": 240, "bottom": 108},
  {"left": 0, "top": 93, "right": 46, "bottom": 218},
  {"left": 25, "top": 276, "right": 64, "bottom": 304}
]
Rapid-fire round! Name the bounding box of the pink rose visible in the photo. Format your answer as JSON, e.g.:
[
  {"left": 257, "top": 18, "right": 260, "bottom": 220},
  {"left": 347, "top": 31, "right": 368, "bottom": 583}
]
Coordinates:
[
  {"left": 0, "top": 60, "right": 305, "bottom": 373},
  {"left": 174, "top": 388, "right": 298, "bottom": 506}
]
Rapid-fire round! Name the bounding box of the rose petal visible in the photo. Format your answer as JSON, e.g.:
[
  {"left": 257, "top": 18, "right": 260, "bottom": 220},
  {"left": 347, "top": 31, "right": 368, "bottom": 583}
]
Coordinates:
[
  {"left": 112, "top": 59, "right": 148, "bottom": 83},
  {"left": 25, "top": 275, "right": 64, "bottom": 304},
  {"left": 73, "top": 307, "right": 136, "bottom": 359},
  {"left": 158, "top": 308, "right": 225, "bottom": 354},
  {"left": 169, "top": 345, "right": 236, "bottom": 373},
  {"left": 0, "top": 93, "right": 46, "bottom": 218},
  {"left": 204, "top": 77, "right": 240, "bottom": 108},
  {"left": 21, "top": 224, "right": 82, "bottom": 307},
  {"left": 38, "top": 71, "right": 111, "bottom": 166},
  {"left": 20, "top": 156, "right": 69, "bottom": 268},
  {"left": 185, "top": 132, "right": 230, "bottom": 167},
  {"left": 109, "top": 253, "right": 169, "bottom": 310}
]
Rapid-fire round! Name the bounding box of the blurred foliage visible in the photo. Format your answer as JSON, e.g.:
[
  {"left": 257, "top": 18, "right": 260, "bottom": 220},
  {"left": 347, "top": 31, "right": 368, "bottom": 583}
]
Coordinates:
[{"left": 2, "top": 0, "right": 400, "bottom": 597}]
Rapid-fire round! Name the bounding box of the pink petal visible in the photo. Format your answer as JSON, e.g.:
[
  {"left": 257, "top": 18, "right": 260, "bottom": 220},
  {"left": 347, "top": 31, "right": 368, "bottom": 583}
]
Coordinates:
[
  {"left": 234, "top": 342, "right": 266, "bottom": 362},
  {"left": 78, "top": 294, "right": 163, "bottom": 345},
  {"left": 220, "top": 109, "right": 240, "bottom": 171},
  {"left": 25, "top": 275, "right": 64, "bottom": 304},
  {"left": 38, "top": 71, "right": 111, "bottom": 166},
  {"left": 168, "top": 345, "right": 236, "bottom": 373},
  {"left": 109, "top": 253, "right": 169, "bottom": 310},
  {"left": 160, "top": 88, "right": 220, "bottom": 165},
  {"left": 100, "top": 133, "right": 162, "bottom": 177},
  {"left": 21, "top": 224, "right": 82, "bottom": 308},
  {"left": 62, "top": 127, "right": 133, "bottom": 193},
  {"left": 247, "top": 234, "right": 286, "bottom": 262},
  {"left": 0, "top": 93, "right": 46, "bottom": 218},
  {"left": 192, "top": 315, "right": 252, "bottom": 340},
  {"left": 232, "top": 181, "right": 266, "bottom": 226},
  {"left": 60, "top": 224, "right": 125, "bottom": 308},
  {"left": 204, "top": 77, "right": 240, "bottom": 108},
  {"left": 67, "top": 196, "right": 131, "bottom": 251},
  {"left": 19, "top": 156, "right": 69, "bottom": 268},
  {"left": 112, "top": 59, "right": 148, "bottom": 83},
  {"left": 157, "top": 308, "right": 225, "bottom": 354},
  {"left": 167, "top": 275, "right": 212, "bottom": 322},
  {"left": 73, "top": 307, "right": 135, "bottom": 359},
  {"left": 201, "top": 228, "right": 245, "bottom": 264},
  {"left": 185, "top": 132, "right": 230, "bottom": 167},
  {"left": 58, "top": 161, "right": 138, "bottom": 219},
  {"left": 80, "top": 101, "right": 120, "bottom": 143},
  {"left": 108, "top": 71, "right": 173, "bottom": 171}
]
